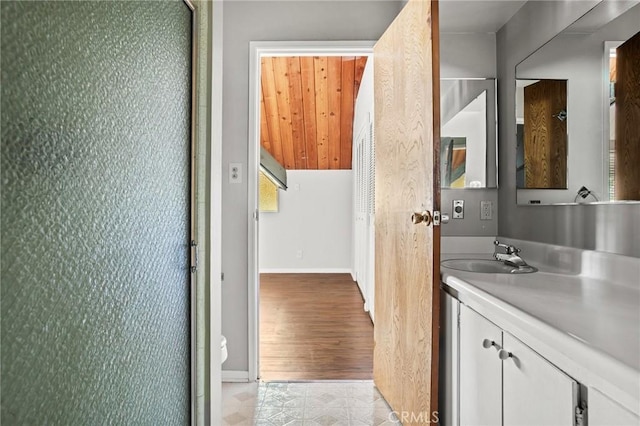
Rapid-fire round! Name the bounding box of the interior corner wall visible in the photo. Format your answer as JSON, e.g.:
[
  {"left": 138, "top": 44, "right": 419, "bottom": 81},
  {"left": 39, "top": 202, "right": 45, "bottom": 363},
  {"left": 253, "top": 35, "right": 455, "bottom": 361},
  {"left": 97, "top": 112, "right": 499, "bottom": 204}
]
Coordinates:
[
  {"left": 439, "top": 32, "right": 498, "bottom": 237},
  {"left": 440, "top": 33, "right": 497, "bottom": 79},
  {"left": 259, "top": 170, "right": 353, "bottom": 273},
  {"left": 221, "top": 0, "right": 402, "bottom": 374},
  {"left": 496, "top": 0, "right": 640, "bottom": 257}
]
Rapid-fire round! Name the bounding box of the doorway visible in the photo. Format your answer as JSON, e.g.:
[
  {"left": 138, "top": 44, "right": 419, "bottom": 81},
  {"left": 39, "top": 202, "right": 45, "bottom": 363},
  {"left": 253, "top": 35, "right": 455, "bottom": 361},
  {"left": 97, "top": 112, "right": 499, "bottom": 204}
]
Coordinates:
[{"left": 248, "top": 42, "right": 375, "bottom": 381}]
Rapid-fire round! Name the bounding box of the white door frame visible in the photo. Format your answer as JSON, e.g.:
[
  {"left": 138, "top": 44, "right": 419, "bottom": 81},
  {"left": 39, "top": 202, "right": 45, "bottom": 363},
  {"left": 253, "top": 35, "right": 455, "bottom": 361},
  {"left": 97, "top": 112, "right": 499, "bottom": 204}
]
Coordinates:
[
  {"left": 209, "top": 0, "right": 224, "bottom": 424},
  {"left": 247, "top": 41, "right": 374, "bottom": 381}
]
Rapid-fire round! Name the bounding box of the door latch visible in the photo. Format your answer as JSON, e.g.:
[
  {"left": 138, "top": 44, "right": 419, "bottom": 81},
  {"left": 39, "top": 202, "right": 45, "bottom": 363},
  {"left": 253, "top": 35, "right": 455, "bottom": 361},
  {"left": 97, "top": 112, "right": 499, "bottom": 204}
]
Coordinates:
[
  {"left": 190, "top": 240, "right": 198, "bottom": 273},
  {"left": 433, "top": 210, "right": 441, "bottom": 226}
]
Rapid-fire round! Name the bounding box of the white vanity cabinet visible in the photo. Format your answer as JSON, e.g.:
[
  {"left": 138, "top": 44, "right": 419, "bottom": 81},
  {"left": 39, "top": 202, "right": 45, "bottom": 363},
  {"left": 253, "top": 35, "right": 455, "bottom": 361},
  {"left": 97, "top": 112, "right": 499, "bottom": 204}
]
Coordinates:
[
  {"left": 502, "top": 333, "right": 578, "bottom": 425},
  {"left": 589, "top": 388, "right": 640, "bottom": 426},
  {"left": 459, "top": 304, "right": 578, "bottom": 426},
  {"left": 459, "top": 305, "right": 502, "bottom": 425}
]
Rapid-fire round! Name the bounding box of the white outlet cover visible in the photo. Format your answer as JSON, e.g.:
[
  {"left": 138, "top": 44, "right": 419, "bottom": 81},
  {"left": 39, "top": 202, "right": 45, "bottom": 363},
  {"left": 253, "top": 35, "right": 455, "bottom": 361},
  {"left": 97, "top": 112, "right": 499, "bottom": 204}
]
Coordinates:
[
  {"left": 229, "top": 162, "right": 242, "bottom": 184},
  {"left": 480, "top": 201, "right": 492, "bottom": 220}
]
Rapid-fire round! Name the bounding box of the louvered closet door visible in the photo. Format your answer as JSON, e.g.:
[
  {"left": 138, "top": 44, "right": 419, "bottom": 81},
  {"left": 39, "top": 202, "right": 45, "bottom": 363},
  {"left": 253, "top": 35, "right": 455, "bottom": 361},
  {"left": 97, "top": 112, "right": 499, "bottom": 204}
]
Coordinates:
[{"left": 1, "top": 2, "right": 193, "bottom": 424}]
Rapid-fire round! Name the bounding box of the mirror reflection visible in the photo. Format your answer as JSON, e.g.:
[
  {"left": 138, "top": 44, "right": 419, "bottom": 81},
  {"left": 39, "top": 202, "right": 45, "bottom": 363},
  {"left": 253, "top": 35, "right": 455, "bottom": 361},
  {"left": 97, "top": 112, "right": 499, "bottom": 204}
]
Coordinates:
[
  {"left": 516, "top": 79, "right": 568, "bottom": 189},
  {"left": 515, "top": 2, "right": 640, "bottom": 204},
  {"left": 441, "top": 78, "right": 497, "bottom": 189}
]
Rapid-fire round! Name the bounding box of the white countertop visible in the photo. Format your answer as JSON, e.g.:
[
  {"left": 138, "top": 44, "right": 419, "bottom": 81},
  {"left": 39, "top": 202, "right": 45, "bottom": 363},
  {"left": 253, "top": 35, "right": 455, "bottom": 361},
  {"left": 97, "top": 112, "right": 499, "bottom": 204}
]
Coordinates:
[{"left": 440, "top": 253, "right": 640, "bottom": 414}]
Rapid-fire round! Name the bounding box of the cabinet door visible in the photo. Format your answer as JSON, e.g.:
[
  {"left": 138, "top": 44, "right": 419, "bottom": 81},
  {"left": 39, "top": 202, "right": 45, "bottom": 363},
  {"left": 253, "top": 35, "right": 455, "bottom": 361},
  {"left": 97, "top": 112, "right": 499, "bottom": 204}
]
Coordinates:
[
  {"left": 589, "top": 388, "right": 640, "bottom": 426},
  {"left": 439, "top": 292, "right": 460, "bottom": 426},
  {"left": 459, "top": 306, "right": 502, "bottom": 426},
  {"left": 503, "top": 333, "right": 577, "bottom": 426}
]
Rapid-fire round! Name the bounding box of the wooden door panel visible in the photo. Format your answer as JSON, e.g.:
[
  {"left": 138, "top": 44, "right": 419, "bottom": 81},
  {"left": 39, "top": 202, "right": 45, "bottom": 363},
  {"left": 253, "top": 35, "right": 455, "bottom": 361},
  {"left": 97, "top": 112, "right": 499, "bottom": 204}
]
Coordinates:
[{"left": 373, "top": 0, "right": 441, "bottom": 424}]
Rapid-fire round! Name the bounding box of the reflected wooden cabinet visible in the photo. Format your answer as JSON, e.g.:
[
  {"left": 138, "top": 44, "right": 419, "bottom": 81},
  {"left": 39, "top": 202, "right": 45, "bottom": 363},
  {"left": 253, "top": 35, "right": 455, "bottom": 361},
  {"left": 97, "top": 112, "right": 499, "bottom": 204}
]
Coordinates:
[{"left": 615, "top": 30, "right": 640, "bottom": 201}]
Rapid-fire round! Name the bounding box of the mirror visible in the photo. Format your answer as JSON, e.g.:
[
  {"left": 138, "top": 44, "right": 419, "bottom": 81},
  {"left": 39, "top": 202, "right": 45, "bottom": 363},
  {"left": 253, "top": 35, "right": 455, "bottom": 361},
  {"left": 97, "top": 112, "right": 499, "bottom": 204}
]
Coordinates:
[
  {"left": 515, "top": 1, "right": 640, "bottom": 204},
  {"left": 441, "top": 78, "right": 497, "bottom": 189}
]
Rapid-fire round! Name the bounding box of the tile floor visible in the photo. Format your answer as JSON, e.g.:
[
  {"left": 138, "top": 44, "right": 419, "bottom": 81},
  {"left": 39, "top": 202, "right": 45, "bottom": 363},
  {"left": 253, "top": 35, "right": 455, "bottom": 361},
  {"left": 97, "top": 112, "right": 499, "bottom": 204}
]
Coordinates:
[{"left": 222, "top": 381, "right": 400, "bottom": 425}]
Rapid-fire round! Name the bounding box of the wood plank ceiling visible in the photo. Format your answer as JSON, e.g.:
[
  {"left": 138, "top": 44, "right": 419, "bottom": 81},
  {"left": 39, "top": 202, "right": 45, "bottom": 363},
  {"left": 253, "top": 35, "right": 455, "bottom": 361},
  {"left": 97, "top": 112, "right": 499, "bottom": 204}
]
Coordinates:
[{"left": 260, "top": 56, "right": 368, "bottom": 170}]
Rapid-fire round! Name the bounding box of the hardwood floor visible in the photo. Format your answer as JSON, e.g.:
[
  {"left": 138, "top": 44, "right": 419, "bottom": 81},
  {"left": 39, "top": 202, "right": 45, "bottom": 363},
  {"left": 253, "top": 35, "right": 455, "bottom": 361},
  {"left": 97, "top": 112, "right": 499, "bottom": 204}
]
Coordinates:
[{"left": 259, "top": 273, "right": 374, "bottom": 381}]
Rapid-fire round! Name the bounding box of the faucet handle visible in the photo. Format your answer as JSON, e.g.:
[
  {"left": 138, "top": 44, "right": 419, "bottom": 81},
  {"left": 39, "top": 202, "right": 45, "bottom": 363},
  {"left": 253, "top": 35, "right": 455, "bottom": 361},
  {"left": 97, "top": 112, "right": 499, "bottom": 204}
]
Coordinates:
[
  {"left": 494, "top": 240, "right": 521, "bottom": 255},
  {"left": 494, "top": 239, "right": 508, "bottom": 250}
]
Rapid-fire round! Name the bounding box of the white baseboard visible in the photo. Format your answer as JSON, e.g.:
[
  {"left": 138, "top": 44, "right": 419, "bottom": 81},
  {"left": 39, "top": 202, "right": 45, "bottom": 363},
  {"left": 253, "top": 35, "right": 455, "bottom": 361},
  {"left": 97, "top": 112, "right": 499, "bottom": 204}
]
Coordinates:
[
  {"left": 259, "top": 268, "right": 353, "bottom": 274},
  {"left": 222, "top": 370, "right": 250, "bottom": 382},
  {"left": 350, "top": 271, "right": 356, "bottom": 281}
]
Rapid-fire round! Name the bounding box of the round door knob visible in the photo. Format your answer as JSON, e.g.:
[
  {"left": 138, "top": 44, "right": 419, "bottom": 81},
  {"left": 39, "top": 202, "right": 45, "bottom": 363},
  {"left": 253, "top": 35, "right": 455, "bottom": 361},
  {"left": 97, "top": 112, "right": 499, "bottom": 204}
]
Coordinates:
[
  {"left": 482, "top": 339, "right": 496, "bottom": 349},
  {"left": 411, "top": 211, "right": 432, "bottom": 225},
  {"left": 498, "top": 349, "right": 512, "bottom": 360}
]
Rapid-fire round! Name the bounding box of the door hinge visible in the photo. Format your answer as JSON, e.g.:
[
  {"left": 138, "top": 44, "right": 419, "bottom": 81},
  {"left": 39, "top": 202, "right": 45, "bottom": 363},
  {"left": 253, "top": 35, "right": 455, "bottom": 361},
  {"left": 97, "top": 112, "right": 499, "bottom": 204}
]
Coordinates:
[
  {"left": 575, "top": 403, "right": 586, "bottom": 426},
  {"left": 433, "top": 210, "right": 441, "bottom": 226},
  {"left": 254, "top": 209, "right": 259, "bottom": 221},
  {"left": 190, "top": 240, "right": 198, "bottom": 273}
]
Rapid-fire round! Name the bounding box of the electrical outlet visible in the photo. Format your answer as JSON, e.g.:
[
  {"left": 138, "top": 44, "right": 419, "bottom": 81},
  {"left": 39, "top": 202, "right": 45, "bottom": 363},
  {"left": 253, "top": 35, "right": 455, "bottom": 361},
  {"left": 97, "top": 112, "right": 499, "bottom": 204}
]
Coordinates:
[
  {"left": 296, "top": 250, "right": 303, "bottom": 259},
  {"left": 480, "top": 201, "right": 493, "bottom": 220},
  {"left": 229, "top": 163, "right": 242, "bottom": 183},
  {"left": 453, "top": 200, "right": 464, "bottom": 219}
]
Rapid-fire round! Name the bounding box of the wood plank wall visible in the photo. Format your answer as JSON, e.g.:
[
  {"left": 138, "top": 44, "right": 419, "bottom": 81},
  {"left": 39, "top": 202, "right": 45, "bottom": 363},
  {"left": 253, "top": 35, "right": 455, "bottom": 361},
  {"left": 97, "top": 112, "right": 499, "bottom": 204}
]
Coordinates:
[{"left": 260, "top": 56, "right": 368, "bottom": 170}]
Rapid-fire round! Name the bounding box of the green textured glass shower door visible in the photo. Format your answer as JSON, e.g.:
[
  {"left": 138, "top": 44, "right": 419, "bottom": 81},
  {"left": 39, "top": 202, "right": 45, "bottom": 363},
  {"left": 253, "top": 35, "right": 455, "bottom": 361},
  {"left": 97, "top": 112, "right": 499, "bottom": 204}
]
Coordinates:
[{"left": 1, "top": 1, "right": 193, "bottom": 424}]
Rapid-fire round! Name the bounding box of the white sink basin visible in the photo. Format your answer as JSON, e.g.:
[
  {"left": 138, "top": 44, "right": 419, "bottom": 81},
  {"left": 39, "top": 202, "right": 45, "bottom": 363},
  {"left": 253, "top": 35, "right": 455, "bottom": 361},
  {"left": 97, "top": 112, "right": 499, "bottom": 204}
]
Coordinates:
[{"left": 441, "top": 258, "right": 538, "bottom": 274}]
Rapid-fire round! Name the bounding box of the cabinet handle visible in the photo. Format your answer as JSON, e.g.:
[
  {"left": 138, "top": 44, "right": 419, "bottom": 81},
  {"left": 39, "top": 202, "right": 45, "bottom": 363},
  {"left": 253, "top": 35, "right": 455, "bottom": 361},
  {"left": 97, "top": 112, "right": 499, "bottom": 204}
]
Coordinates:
[
  {"left": 498, "top": 349, "right": 513, "bottom": 360},
  {"left": 482, "top": 339, "right": 498, "bottom": 349}
]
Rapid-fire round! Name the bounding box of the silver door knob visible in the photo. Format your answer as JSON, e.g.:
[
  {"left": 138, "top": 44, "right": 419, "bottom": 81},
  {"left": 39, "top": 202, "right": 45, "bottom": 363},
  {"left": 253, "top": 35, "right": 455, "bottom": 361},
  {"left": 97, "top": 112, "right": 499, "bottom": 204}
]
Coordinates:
[
  {"left": 498, "top": 349, "right": 512, "bottom": 360},
  {"left": 482, "top": 339, "right": 496, "bottom": 349}
]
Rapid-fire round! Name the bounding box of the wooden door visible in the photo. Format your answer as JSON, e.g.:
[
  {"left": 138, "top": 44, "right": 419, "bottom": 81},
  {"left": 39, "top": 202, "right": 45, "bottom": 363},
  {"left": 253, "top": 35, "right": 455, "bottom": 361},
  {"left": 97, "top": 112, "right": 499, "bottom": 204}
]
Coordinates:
[
  {"left": 615, "top": 30, "right": 640, "bottom": 200},
  {"left": 459, "top": 306, "right": 502, "bottom": 426},
  {"left": 502, "top": 333, "right": 578, "bottom": 425},
  {"left": 523, "top": 79, "right": 568, "bottom": 188},
  {"left": 373, "top": 0, "right": 441, "bottom": 424}
]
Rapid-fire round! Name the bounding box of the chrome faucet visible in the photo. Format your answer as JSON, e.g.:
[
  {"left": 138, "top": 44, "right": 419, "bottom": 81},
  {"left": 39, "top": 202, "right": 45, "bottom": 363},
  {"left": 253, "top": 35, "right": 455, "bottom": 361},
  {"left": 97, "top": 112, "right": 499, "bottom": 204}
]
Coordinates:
[{"left": 494, "top": 240, "right": 529, "bottom": 268}]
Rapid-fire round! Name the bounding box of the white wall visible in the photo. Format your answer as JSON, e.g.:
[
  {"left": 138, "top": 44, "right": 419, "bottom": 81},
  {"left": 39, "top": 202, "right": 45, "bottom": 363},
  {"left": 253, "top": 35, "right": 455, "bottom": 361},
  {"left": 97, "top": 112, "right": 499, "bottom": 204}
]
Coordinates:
[
  {"left": 221, "top": 0, "right": 402, "bottom": 373},
  {"left": 259, "top": 170, "right": 353, "bottom": 272},
  {"left": 441, "top": 33, "right": 497, "bottom": 78}
]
